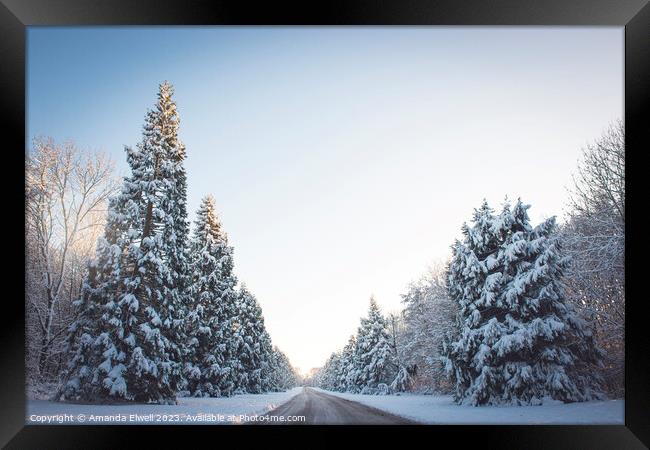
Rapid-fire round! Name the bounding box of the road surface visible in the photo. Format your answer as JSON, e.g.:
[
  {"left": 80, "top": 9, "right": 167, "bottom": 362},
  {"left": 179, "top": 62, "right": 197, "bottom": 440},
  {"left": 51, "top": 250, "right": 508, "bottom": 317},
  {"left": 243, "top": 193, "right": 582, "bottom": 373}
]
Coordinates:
[{"left": 258, "top": 387, "right": 417, "bottom": 425}]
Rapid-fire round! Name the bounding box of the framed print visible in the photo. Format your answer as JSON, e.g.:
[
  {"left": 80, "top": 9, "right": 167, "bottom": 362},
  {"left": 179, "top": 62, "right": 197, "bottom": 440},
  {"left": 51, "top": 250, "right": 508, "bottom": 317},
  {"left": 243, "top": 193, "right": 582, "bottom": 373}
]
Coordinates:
[{"left": 1, "top": 0, "right": 648, "bottom": 447}]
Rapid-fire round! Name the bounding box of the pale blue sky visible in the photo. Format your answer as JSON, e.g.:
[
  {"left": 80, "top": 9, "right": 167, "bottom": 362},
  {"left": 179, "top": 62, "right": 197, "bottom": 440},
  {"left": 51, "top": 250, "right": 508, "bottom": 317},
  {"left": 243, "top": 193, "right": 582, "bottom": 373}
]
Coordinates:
[{"left": 27, "top": 27, "right": 623, "bottom": 373}]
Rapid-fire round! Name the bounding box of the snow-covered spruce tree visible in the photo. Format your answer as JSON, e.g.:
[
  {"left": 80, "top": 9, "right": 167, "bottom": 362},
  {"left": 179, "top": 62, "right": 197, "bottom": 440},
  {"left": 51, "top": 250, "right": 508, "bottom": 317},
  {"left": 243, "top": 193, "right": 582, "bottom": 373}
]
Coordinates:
[
  {"left": 58, "top": 82, "right": 189, "bottom": 404},
  {"left": 184, "top": 195, "right": 238, "bottom": 397},
  {"left": 441, "top": 200, "right": 501, "bottom": 404},
  {"left": 442, "top": 199, "right": 604, "bottom": 406},
  {"left": 312, "top": 364, "right": 325, "bottom": 388},
  {"left": 157, "top": 82, "right": 192, "bottom": 393},
  {"left": 266, "top": 349, "right": 280, "bottom": 390},
  {"left": 231, "top": 284, "right": 274, "bottom": 394},
  {"left": 269, "top": 347, "right": 298, "bottom": 391},
  {"left": 317, "top": 352, "right": 341, "bottom": 391},
  {"left": 258, "top": 328, "right": 276, "bottom": 393},
  {"left": 352, "top": 297, "right": 398, "bottom": 394},
  {"left": 280, "top": 349, "right": 298, "bottom": 389},
  {"left": 337, "top": 335, "right": 357, "bottom": 392},
  {"left": 228, "top": 288, "right": 248, "bottom": 394}
]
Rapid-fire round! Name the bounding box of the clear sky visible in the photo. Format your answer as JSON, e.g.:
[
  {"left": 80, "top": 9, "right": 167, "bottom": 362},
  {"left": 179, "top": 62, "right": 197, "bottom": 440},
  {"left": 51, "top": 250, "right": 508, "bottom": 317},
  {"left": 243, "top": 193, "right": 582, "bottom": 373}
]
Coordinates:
[{"left": 27, "top": 27, "right": 623, "bottom": 374}]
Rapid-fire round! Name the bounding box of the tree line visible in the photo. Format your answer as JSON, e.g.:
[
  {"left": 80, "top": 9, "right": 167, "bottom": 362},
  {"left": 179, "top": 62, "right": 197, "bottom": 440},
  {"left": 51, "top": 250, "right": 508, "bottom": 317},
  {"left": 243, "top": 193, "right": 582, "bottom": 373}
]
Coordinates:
[
  {"left": 26, "top": 82, "right": 298, "bottom": 404},
  {"left": 313, "top": 121, "right": 625, "bottom": 405}
]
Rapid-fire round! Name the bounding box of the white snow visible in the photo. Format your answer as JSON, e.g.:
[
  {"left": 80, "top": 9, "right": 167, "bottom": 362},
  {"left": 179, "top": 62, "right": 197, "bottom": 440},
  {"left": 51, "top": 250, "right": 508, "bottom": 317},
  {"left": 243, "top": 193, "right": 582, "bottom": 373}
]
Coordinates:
[
  {"left": 26, "top": 387, "right": 303, "bottom": 425},
  {"left": 312, "top": 389, "right": 624, "bottom": 424}
]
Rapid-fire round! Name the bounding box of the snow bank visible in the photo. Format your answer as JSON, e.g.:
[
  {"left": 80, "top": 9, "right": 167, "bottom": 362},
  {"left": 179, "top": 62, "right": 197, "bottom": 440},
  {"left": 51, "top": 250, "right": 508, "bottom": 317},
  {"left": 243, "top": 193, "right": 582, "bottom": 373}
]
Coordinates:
[
  {"left": 313, "top": 389, "right": 623, "bottom": 424},
  {"left": 26, "top": 387, "right": 303, "bottom": 425}
]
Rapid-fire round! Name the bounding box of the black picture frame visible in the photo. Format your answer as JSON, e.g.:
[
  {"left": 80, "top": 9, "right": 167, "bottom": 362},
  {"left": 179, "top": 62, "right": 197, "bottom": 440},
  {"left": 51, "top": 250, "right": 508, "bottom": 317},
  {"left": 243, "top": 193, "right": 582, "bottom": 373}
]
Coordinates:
[{"left": 2, "top": 0, "right": 647, "bottom": 447}]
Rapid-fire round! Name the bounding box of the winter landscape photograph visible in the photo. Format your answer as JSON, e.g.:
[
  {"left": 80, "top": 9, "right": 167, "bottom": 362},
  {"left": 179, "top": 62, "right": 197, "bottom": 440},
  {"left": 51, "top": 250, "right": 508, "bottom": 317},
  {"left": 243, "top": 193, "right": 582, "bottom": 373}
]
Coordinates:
[{"left": 25, "top": 27, "right": 625, "bottom": 425}]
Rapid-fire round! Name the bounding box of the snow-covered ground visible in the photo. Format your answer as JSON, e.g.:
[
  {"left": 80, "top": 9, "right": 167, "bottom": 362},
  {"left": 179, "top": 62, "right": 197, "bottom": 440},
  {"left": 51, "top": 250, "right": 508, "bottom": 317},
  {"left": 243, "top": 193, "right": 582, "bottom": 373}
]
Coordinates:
[
  {"left": 26, "top": 387, "right": 303, "bottom": 425},
  {"left": 313, "top": 388, "right": 624, "bottom": 425}
]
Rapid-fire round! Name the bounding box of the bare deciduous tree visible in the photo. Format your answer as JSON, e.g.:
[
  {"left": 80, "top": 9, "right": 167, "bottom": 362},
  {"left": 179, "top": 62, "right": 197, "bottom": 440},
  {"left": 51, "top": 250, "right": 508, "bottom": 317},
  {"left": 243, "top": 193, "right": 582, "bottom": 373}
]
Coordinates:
[
  {"left": 396, "top": 262, "right": 458, "bottom": 393},
  {"left": 562, "top": 120, "right": 625, "bottom": 397},
  {"left": 25, "top": 137, "right": 117, "bottom": 384}
]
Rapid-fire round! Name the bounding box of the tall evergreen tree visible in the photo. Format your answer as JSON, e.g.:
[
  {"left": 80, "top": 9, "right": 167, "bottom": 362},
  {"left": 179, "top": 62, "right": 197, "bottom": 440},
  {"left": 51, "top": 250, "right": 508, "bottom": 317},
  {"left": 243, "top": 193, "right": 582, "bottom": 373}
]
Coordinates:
[
  {"left": 231, "top": 285, "right": 274, "bottom": 394},
  {"left": 156, "top": 82, "right": 192, "bottom": 389},
  {"left": 184, "top": 195, "right": 238, "bottom": 397},
  {"left": 268, "top": 347, "right": 298, "bottom": 391},
  {"left": 317, "top": 299, "right": 399, "bottom": 395},
  {"left": 442, "top": 199, "right": 604, "bottom": 406},
  {"left": 441, "top": 200, "right": 500, "bottom": 402},
  {"left": 58, "top": 82, "right": 189, "bottom": 404},
  {"left": 351, "top": 297, "right": 397, "bottom": 394},
  {"left": 258, "top": 328, "right": 276, "bottom": 393},
  {"left": 337, "top": 335, "right": 357, "bottom": 392},
  {"left": 317, "top": 353, "right": 341, "bottom": 391}
]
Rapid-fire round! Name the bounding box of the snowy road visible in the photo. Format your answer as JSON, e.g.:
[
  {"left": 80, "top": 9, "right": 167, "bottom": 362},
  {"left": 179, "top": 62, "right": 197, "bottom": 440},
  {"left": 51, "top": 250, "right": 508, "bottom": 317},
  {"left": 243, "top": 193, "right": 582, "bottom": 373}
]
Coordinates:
[{"left": 260, "top": 388, "right": 416, "bottom": 425}]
